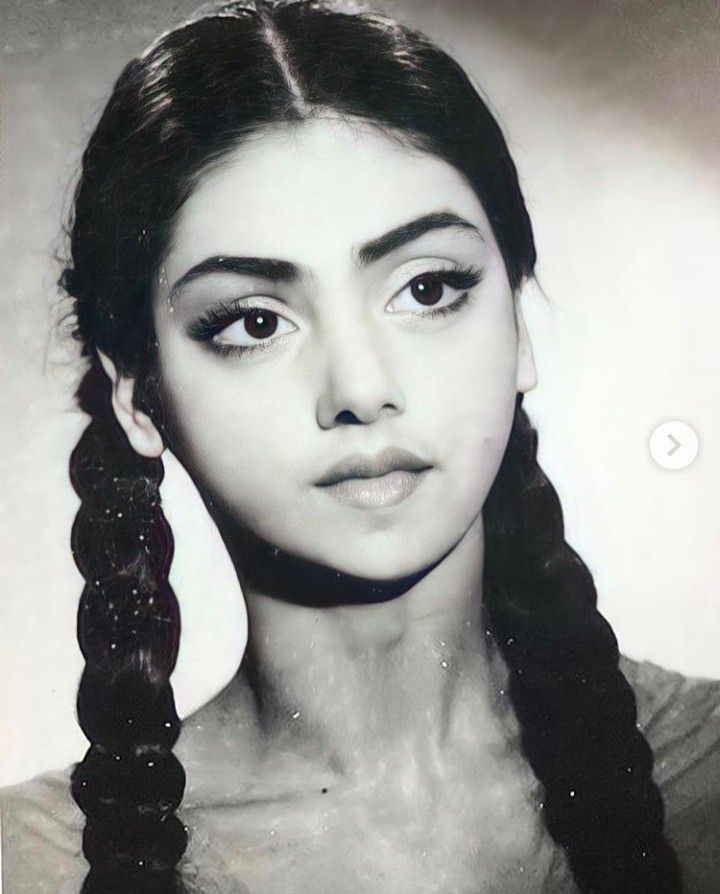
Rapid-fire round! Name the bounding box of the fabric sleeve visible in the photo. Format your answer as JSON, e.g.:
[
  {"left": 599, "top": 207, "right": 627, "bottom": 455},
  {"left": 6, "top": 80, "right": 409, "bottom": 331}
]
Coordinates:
[
  {"left": 619, "top": 655, "right": 720, "bottom": 894},
  {"left": 0, "top": 766, "right": 248, "bottom": 894},
  {"left": 0, "top": 768, "right": 87, "bottom": 894}
]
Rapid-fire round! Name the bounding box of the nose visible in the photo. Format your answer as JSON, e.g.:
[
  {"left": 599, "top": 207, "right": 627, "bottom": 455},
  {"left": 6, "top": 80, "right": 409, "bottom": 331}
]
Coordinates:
[{"left": 315, "top": 319, "right": 405, "bottom": 429}]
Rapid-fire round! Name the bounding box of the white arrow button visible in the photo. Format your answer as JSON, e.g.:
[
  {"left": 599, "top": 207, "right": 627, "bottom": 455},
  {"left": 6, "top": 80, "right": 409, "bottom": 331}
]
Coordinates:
[{"left": 649, "top": 421, "right": 699, "bottom": 470}]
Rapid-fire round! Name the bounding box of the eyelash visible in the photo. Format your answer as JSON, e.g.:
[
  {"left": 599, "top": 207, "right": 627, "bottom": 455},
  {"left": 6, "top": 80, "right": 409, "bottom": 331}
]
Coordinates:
[{"left": 188, "top": 263, "right": 484, "bottom": 358}]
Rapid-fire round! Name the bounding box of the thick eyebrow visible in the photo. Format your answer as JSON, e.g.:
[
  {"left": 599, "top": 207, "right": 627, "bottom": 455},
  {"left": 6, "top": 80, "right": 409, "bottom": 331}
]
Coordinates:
[
  {"left": 168, "top": 256, "right": 298, "bottom": 299},
  {"left": 167, "top": 210, "right": 483, "bottom": 298},
  {"left": 354, "top": 210, "right": 484, "bottom": 266}
]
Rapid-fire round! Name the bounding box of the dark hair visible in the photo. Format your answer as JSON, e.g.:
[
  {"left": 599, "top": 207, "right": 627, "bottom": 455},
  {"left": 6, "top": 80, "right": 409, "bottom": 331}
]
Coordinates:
[{"left": 62, "top": 1, "right": 681, "bottom": 892}]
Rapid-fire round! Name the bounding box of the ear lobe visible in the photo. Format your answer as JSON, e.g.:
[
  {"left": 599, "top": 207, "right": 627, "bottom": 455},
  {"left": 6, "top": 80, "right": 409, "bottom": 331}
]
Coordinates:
[
  {"left": 515, "top": 304, "right": 538, "bottom": 395},
  {"left": 97, "top": 350, "right": 165, "bottom": 458}
]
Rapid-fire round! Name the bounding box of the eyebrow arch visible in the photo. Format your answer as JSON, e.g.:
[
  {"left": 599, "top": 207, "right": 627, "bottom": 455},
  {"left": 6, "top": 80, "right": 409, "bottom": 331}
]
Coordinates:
[
  {"left": 168, "top": 256, "right": 298, "bottom": 298},
  {"left": 355, "top": 210, "right": 484, "bottom": 266},
  {"left": 167, "top": 210, "right": 483, "bottom": 297}
]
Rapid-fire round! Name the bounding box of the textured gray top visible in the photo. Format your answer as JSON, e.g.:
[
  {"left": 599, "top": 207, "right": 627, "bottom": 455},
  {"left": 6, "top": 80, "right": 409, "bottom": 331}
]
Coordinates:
[{"left": 1, "top": 656, "right": 719, "bottom": 893}]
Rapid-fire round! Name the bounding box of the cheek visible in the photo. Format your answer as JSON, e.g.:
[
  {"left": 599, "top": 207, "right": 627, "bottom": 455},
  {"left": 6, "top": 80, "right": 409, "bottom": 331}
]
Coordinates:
[
  {"left": 407, "top": 312, "right": 518, "bottom": 497},
  {"left": 156, "top": 340, "right": 309, "bottom": 512},
  {"left": 155, "top": 284, "right": 518, "bottom": 539}
]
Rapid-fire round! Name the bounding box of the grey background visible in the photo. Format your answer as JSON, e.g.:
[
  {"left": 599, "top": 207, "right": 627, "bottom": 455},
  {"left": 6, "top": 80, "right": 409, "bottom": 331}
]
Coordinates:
[{"left": 1, "top": 0, "right": 719, "bottom": 785}]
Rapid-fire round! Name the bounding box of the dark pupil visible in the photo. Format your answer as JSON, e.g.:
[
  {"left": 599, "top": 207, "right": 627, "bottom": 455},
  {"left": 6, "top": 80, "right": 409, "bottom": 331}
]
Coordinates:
[
  {"left": 410, "top": 273, "right": 444, "bottom": 306},
  {"left": 245, "top": 309, "right": 278, "bottom": 339}
]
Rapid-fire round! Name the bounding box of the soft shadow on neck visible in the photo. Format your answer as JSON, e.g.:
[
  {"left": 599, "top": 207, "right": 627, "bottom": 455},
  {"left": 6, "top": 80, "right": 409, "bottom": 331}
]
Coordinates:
[
  {"left": 213, "top": 510, "right": 447, "bottom": 609},
  {"left": 184, "top": 503, "right": 515, "bottom": 783}
]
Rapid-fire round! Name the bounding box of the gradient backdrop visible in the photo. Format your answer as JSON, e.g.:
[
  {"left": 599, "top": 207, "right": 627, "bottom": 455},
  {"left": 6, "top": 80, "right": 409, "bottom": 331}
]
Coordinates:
[{"left": 1, "top": 0, "right": 718, "bottom": 786}]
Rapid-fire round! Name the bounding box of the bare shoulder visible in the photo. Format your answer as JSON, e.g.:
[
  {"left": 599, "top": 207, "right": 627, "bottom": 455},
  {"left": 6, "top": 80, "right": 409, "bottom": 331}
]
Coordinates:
[
  {"left": 174, "top": 681, "right": 269, "bottom": 807},
  {"left": 0, "top": 766, "right": 87, "bottom": 894}
]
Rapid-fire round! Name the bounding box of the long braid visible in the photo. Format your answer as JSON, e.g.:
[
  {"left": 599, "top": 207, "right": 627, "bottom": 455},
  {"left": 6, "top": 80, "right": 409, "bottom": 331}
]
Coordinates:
[
  {"left": 482, "top": 394, "right": 682, "bottom": 893},
  {"left": 69, "top": 360, "right": 189, "bottom": 893},
  {"left": 56, "top": 2, "right": 684, "bottom": 890}
]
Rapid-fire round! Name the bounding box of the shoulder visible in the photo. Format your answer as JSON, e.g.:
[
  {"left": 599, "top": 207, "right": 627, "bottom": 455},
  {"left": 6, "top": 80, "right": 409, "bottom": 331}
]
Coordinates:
[
  {"left": 0, "top": 763, "right": 247, "bottom": 894},
  {"left": 618, "top": 655, "right": 720, "bottom": 797},
  {"left": 619, "top": 655, "right": 720, "bottom": 893},
  {"left": 0, "top": 766, "right": 87, "bottom": 894}
]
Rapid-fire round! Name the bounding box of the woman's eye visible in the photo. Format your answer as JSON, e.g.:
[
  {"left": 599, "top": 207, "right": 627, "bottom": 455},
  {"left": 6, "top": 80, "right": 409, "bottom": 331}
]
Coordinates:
[
  {"left": 188, "top": 264, "right": 484, "bottom": 358},
  {"left": 214, "top": 309, "right": 295, "bottom": 347},
  {"left": 388, "top": 265, "right": 484, "bottom": 316},
  {"left": 188, "top": 304, "right": 297, "bottom": 357}
]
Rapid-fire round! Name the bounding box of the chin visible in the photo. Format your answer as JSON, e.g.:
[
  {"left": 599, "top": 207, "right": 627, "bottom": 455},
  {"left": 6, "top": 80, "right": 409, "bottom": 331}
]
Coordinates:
[{"left": 294, "top": 526, "right": 456, "bottom": 584}]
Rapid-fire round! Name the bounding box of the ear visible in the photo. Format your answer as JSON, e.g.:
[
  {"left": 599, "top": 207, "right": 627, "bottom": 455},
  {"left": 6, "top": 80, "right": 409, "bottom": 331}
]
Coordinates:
[
  {"left": 515, "top": 302, "right": 538, "bottom": 395},
  {"left": 97, "top": 350, "right": 165, "bottom": 458}
]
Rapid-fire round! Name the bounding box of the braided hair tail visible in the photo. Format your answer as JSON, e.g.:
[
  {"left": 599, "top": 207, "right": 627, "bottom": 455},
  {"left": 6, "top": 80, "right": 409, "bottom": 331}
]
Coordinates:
[
  {"left": 69, "top": 359, "right": 189, "bottom": 893},
  {"left": 482, "top": 393, "right": 681, "bottom": 893}
]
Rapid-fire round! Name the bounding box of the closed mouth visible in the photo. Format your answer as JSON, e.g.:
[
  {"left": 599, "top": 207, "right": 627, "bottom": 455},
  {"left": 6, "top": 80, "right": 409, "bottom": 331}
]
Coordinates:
[
  {"left": 315, "top": 466, "right": 432, "bottom": 509},
  {"left": 315, "top": 447, "right": 433, "bottom": 487}
]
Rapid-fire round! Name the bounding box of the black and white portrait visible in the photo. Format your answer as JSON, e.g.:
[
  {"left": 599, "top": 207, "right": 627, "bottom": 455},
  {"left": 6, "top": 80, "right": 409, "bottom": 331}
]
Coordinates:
[{"left": 1, "top": 1, "right": 719, "bottom": 892}]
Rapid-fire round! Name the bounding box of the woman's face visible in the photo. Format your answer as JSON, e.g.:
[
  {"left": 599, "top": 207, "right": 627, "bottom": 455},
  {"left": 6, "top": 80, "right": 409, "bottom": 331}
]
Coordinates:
[{"left": 150, "top": 115, "right": 534, "bottom": 581}]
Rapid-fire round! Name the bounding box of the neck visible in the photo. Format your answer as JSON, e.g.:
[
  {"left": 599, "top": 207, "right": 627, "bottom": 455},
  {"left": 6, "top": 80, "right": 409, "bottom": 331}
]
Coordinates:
[{"left": 217, "top": 513, "right": 514, "bottom": 781}]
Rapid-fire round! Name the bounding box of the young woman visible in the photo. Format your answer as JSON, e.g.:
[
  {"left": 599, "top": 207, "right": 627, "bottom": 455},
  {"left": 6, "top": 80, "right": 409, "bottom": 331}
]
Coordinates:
[{"left": 1, "top": 1, "right": 719, "bottom": 892}]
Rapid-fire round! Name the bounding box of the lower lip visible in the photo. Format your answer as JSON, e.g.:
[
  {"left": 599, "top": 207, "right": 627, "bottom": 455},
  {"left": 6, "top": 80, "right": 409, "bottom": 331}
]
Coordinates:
[{"left": 317, "top": 468, "right": 431, "bottom": 509}]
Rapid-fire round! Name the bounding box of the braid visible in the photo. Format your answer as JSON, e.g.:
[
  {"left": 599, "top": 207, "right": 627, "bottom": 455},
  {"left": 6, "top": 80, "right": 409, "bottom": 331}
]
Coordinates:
[
  {"left": 69, "top": 361, "right": 189, "bottom": 893},
  {"left": 54, "top": 2, "right": 688, "bottom": 889},
  {"left": 482, "top": 393, "right": 682, "bottom": 893}
]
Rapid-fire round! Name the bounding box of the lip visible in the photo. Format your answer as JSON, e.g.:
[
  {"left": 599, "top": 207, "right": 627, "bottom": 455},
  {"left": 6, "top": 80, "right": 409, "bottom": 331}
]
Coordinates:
[
  {"left": 314, "top": 447, "right": 433, "bottom": 510},
  {"left": 315, "top": 447, "right": 433, "bottom": 487},
  {"left": 317, "top": 468, "right": 432, "bottom": 509}
]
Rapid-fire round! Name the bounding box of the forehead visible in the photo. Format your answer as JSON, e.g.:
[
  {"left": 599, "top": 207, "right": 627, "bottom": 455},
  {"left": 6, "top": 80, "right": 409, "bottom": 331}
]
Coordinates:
[{"left": 161, "top": 115, "right": 489, "bottom": 279}]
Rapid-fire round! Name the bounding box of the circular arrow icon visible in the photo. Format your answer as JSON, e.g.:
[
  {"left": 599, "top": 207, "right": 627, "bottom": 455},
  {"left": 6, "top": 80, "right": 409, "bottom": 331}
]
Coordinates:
[{"left": 649, "top": 421, "right": 699, "bottom": 470}]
